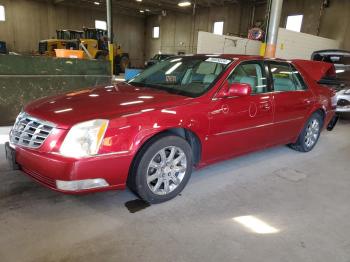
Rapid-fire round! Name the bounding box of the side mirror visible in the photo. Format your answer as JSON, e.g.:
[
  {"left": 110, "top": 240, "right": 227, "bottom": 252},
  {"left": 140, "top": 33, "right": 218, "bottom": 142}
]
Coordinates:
[{"left": 217, "top": 81, "right": 252, "bottom": 98}]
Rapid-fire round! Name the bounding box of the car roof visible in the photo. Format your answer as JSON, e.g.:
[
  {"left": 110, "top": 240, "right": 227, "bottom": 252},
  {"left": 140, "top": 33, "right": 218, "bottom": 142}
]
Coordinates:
[
  {"left": 312, "top": 49, "right": 350, "bottom": 55},
  {"left": 179, "top": 54, "right": 290, "bottom": 62}
]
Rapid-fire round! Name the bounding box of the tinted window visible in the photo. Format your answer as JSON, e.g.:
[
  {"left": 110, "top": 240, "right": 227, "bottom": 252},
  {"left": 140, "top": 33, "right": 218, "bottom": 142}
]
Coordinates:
[
  {"left": 313, "top": 54, "right": 350, "bottom": 65},
  {"left": 228, "top": 62, "right": 267, "bottom": 94},
  {"left": 312, "top": 52, "right": 350, "bottom": 83}
]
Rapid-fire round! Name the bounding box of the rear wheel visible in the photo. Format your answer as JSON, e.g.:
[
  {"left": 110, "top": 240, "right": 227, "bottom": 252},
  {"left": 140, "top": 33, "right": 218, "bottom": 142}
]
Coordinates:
[
  {"left": 289, "top": 112, "right": 323, "bottom": 152},
  {"left": 128, "top": 135, "right": 193, "bottom": 204}
]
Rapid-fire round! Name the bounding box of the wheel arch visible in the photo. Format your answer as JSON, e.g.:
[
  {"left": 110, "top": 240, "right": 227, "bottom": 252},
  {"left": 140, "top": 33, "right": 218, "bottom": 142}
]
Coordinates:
[
  {"left": 311, "top": 107, "right": 326, "bottom": 124},
  {"left": 314, "top": 107, "right": 325, "bottom": 119},
  {"left": 126, "top": 127, "right": 202, "bottom": 189},
  {"left": 133, "top": 127, "right": 202, "bottom": 166}
]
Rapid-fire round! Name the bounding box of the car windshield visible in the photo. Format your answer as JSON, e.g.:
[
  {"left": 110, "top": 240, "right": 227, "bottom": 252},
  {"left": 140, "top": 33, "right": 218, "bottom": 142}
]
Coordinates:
[{"left": 129, "top": 57, "right": 232, "bottom": 97}]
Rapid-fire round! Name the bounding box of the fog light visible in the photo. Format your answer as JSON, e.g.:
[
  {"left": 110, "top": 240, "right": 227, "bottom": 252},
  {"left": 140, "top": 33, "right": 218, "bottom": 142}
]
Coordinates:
[{"left": 56, "top": 179, "right": 109, "bottom": 191}]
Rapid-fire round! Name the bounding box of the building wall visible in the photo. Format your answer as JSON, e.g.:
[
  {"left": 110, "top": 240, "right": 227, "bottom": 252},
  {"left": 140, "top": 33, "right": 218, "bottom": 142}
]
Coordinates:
[
  {"left": 145, "top": 0, "right": 350, "bottom": 60},
  {"left": 0, "top": 0, "right": 349, "bottom": 67},
  {"left": 279, "top": 0, "right": 350, "bottom": 50},
  {"left": 318, "top": 0, "right": 350, "bottom": 50},
  {"left": 145, "top": 3, "right": 244, "bottom": 60},
  {"left": 0, "top": 0, "right": 145, "bottom": 67}
]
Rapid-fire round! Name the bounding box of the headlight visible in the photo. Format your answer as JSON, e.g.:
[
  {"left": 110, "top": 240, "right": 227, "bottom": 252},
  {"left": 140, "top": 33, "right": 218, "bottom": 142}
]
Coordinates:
[
  {"left": 60, "top": 119, "right": 109, "bottom": 158},
  {"left": 344, "top": 89, "right": 350, "bottom": 95}
]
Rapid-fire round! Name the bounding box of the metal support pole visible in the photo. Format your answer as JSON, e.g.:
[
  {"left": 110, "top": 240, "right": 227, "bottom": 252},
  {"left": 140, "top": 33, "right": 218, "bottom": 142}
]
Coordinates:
[
  {"left": 106, "top": 0, "right": 114, "bottom": 75},
  {"left": 265, "top": 0, "right": 283, "bottom": 58}
]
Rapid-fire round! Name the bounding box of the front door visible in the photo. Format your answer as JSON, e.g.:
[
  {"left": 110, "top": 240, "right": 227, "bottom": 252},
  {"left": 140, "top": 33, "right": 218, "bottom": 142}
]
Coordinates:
[{"left": 206, "top": 61, "right": 274, "bottom": 162}]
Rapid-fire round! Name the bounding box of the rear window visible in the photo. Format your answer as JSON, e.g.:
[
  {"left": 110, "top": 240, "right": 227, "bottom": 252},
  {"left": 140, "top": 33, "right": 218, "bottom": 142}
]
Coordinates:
[
  {"left": 313, "top": 54, "right": 350, "bottom": 65},
  {"left": 313, "top": 53, "right": 350, "bottom": 83}
]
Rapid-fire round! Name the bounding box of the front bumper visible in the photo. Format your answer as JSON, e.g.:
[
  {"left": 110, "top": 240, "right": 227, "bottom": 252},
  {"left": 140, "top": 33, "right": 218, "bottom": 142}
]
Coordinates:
[
  {"left": 6, "top": 144, "right": 133, "bottom": 194},
  {"left": 336, "top": 105, "right": 350, "bottom": 113}
]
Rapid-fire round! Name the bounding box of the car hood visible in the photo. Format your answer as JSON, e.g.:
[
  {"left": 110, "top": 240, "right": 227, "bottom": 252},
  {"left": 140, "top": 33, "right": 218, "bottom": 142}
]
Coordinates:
[{"left": 24, "top": 82, "right": 192, "bottom": 129}]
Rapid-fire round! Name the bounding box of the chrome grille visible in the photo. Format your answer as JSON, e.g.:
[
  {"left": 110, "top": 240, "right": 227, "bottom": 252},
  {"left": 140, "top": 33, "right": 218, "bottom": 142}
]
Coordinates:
[{"left": 10, "top": 113, "right": 55, "bottom": 149}]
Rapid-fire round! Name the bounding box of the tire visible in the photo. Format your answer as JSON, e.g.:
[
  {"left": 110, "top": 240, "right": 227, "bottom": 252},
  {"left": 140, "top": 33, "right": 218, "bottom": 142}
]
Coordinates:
[
  {"left": 128, "top": 135, "right": 193, "bottom": 204},
  {"left": 289, "top": 112, "right": 323, "bottom": 152}
]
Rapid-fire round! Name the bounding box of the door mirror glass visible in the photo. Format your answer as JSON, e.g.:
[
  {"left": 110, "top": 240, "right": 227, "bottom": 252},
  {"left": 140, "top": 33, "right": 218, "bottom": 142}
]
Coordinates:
[{"left": 217, "top": 81, "right": 252, "bottom": 98}]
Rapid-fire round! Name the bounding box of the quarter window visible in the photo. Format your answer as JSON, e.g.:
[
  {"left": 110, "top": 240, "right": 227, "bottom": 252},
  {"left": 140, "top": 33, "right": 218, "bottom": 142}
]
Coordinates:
[{"left": 228, "top": 62, "right": 267, "bottom": 94}]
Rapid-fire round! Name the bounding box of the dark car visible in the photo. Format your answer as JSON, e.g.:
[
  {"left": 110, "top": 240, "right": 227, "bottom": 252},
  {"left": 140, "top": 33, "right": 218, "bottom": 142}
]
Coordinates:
[
  {"left": 312, "top": 50, "right": 350, "bottom": 113},
  {"left": 145, "top": 54, "right": 175, "bottom": 68}
]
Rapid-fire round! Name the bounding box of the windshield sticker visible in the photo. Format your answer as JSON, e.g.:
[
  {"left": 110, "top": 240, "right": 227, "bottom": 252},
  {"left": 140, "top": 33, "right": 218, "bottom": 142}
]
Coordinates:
[
  {"left": 166, "top": 75, "right": 177, "bottom": 83},
  {"left": 205, "top": 57, "right": 231, "bottom": 65}
]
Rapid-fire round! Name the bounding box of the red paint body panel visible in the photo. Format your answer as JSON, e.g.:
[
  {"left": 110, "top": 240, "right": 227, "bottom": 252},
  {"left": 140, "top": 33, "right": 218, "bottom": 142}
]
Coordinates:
[
  {"left": 292, "top": 59, "right": 334, "bottom": 82},
  {"left": 13, "top": 55, "right": 336, "bottom": 194}
]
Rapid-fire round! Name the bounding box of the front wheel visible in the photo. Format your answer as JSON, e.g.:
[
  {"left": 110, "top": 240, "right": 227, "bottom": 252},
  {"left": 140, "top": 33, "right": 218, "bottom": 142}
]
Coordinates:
[
  {"left": 289, "top": 112, "right": 323, "bottom": 152},
  {"left": 129, "top": 135, "right": 193, "bottom": 204}
]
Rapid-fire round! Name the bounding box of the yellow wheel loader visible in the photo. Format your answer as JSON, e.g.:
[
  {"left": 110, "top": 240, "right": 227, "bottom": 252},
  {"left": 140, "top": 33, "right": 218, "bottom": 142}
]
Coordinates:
[
  {"left": 38, "top": 30, "right": 83, "bottom": 56},
  {"left": 38, "top": 28, "right": 130, "bottom": 73},
  {"left": 81, "top": 28, "right": 130, "bottom": 73}
]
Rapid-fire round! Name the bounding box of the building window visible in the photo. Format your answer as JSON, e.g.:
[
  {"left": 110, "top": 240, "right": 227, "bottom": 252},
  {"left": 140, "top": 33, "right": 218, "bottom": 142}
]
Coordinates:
[
  {"left": 153, "top": 26, "right": 160, "bottom": 38},
  {"left": 95, "top": 20, "right": 107, "bottom": 30},
  {"left": 213, "top": 21, "right": 224, "bottom": 35},
  {"left": 0, "top": 5, "right": 5, "bottom": 21},
  {"left": 286, "top": 15, "right": 303, "bottom": 32}
]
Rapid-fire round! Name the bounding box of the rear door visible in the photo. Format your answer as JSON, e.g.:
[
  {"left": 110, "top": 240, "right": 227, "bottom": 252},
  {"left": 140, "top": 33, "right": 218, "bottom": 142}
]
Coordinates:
[{"left": 268, "top": 61, "right": 314, "bottom": 145}]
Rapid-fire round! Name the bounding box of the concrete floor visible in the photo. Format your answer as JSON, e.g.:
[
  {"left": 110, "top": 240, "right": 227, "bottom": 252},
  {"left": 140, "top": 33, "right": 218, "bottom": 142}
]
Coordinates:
[{"left": 0, "top": 118, "right": 350, "bottom": 262}]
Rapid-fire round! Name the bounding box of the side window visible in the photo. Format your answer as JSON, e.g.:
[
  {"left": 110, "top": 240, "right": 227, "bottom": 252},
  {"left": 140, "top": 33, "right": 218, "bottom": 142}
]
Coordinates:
[
  {"left": 270, "top": 62, "right": 297, "bottom": 92},
  {"left": 227, "top": 62, "right": 267, "bottom": 94},
  {"left": 290, "top": 64, "right": 307, "bottom": 90}
]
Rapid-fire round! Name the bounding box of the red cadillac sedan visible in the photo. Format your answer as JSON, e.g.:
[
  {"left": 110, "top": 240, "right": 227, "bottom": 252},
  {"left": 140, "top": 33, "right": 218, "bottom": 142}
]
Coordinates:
[{"left": 5, "top": 55, "right": 338, "bottom": 203}]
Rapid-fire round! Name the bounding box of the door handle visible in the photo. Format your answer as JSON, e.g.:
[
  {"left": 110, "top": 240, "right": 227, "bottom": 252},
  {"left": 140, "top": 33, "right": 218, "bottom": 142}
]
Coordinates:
[
  {"left": 260, "top": 103, "right": 271, "bottom": 111},
  {"left": 221, "top": 104, "right": 229, "bottom": 114}
]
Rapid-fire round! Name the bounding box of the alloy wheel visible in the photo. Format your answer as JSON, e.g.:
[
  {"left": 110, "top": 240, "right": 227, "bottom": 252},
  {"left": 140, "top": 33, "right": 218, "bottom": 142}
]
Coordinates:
[
  {"left": 304, "top": 119, "right": 320, "bottom": 148},
  {"left": 146, "top": 146, "right": 187, "bottom": 196}
]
